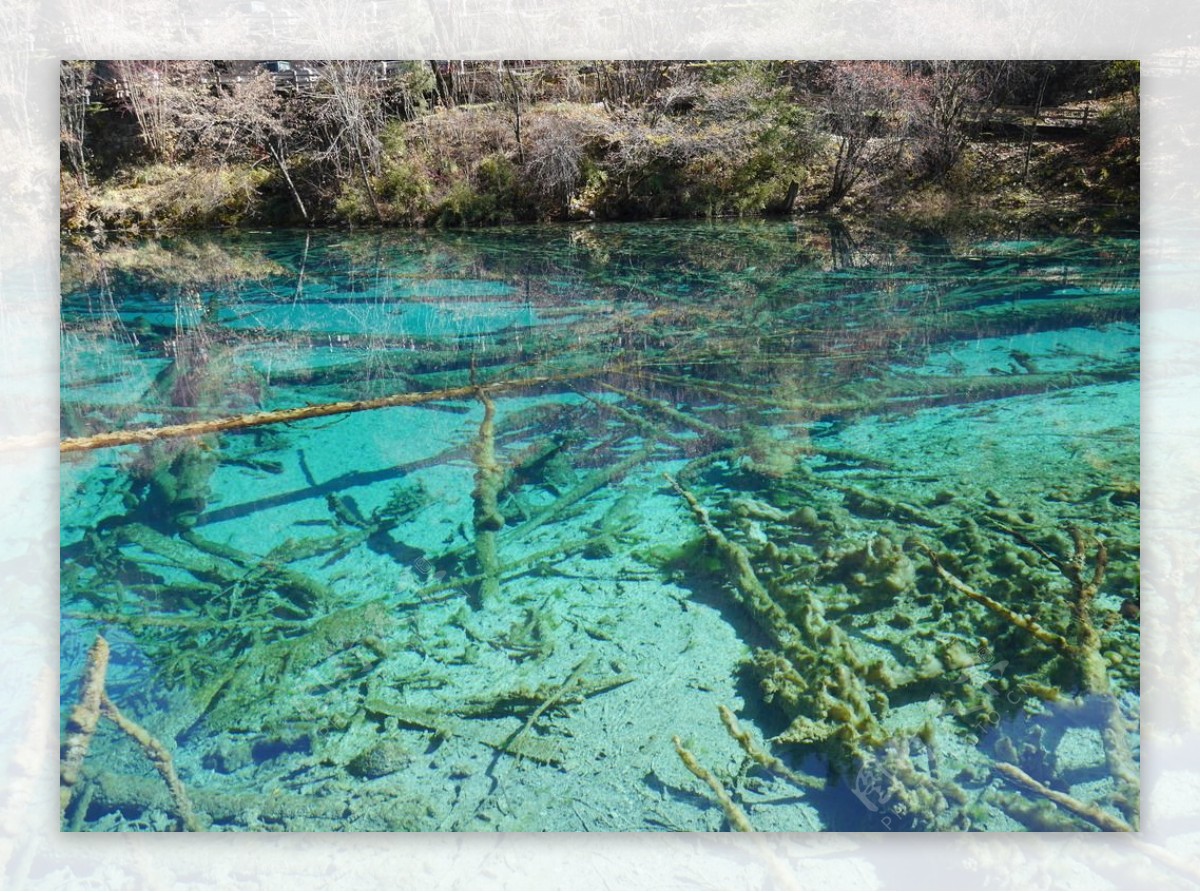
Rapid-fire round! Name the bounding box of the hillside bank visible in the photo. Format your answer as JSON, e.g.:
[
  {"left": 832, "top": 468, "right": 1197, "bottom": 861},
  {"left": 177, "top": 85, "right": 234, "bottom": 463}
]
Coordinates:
[{"left": 60, "top": 60, "right": 1139, "bottom": 236}]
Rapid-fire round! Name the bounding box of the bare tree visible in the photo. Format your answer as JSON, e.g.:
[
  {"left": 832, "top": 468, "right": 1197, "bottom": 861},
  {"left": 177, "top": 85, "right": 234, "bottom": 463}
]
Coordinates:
[
  {"left": 911, "top": 61, "right": 1010, "bottom": 181},
  {"left": 177, "top": 67, "right": 310, "bottom": 223},
  {"left": 60, "top": 60, "right": 92, "bottom": 187},
  {"left": 110, "top": 60, "right": 208, "bottom": 163},
  {"left": 524, "top": 109, "right": 594, "bottom": 215},
  {"left": 817, "top": 61, "right": 922, "bottom": 209},
  {"left": 313, "top": 60, "right": 388, "bottom": 222},
  {"left": 497, "top": 60, "right": 530, "bottom": 164}
]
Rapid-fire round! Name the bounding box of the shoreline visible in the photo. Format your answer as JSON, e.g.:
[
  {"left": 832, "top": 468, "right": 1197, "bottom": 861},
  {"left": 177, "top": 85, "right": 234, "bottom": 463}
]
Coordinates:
[{"left": 62, "top": 200, "right": 1139, "bottom": 244}]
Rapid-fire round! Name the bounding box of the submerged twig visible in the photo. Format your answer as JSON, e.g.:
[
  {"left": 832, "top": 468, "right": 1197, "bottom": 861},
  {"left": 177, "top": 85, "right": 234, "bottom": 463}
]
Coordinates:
[
  {"left": 718, "top": 705, "right": 823, "bottom": 790},
  {"left": 920, "top": 543, "right": 1072, "bottom": 654},
  {"left": 995, "top": 762, "right": 1130, "bottom": 832},
  {"left": 673, "top": 736, "right": 756, "bottom": 832},
  {"left": 499, "top": 653, "right": 595, "bottom": 761},
  {"left": 99, "top": 693, "right": 203, "bottom": 832}
]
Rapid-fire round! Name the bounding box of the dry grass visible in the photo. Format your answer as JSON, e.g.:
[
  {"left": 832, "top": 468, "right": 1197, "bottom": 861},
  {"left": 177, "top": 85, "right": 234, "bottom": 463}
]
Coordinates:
[{"left": 82, "top": 163, "right": 270, "bottom": 231}]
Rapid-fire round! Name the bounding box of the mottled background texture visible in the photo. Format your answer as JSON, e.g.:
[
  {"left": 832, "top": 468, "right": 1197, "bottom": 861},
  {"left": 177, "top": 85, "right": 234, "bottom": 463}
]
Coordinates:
[{"left": 4, "top": 0, "right": 1197, "bottom": 887}]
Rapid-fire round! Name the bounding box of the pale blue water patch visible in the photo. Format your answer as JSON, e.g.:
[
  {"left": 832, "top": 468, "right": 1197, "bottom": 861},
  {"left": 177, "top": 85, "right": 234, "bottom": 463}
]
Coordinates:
[
  {"left": 60, "top": 340, "right": 168, "bottom": 405},
  {"left": 901, "top": 323, "right": 1140, "bottom": 378},
  {"left": 383, "top": 278, "right": 517, "bottom": 299},
  {"left": 972, "top": 239, "right": 1043, "bottom": 254},
  {"left": 219, "top": 300, "right": 539, "bottom": 339}
]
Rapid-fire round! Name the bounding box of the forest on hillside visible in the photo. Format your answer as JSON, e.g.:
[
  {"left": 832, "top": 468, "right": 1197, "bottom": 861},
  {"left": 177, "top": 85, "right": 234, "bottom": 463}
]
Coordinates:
[{"left": 60, "top": 60, "right": 1139, "bottom": 232}]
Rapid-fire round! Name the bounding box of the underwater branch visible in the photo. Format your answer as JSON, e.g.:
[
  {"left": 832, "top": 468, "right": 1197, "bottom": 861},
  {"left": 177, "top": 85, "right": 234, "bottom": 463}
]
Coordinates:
[
  {"left": 673, "top": 736, "right": 756, "bottom": 832},
  {"left": 59, "top": 634, "right": 203, "bottom": 831},
  {"left": 919, "top": 543, "right": 1073, "bottom": 654},
  {"left": 995, "top": 762, "right": 1131, "bottom": 832},
  {"left": 923, "top": 532, "right": 1139, "bottom": 827},
  {"left": 59, "top": 635, "right": 109, "bottom": 818}
]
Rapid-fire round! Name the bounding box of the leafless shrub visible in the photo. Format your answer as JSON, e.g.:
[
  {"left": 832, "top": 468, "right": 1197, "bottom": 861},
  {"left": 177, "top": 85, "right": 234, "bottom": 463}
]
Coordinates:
[
  {"left": 595, "top": 61, "right": 671, "bottom": 109},
  {"left": 110, "top": 60, "right": 210, "bottom": 163},
  {"left": 817, "top": 61, "right": 924, "bottom": 208},
  {"left": 524, "top": 109, "right": 598, "bottom": 209}
]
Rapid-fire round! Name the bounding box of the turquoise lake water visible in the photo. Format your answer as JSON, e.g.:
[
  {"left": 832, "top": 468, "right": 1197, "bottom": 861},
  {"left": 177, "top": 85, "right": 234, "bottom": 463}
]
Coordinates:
[{"left": 60, "top": 220, "right": 1139, "bottom": 831}]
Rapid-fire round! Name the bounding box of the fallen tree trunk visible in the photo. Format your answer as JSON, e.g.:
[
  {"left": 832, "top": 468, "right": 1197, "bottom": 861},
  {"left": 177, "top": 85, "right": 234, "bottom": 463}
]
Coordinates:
[
  {"left": 60, "top": 370, "right": 602, "bottom": 454},
  {"left": 81, "top": 767, "right": 351, "bottom": 827}
]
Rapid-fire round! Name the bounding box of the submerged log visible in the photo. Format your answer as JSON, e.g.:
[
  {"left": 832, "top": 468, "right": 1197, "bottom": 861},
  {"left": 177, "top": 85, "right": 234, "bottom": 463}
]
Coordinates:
[
  {"left": 472, "top": 390, "right": 505, "bottom": 607},
  {"left": 60, "top": 370, "right": 604, "bottom": 454}
]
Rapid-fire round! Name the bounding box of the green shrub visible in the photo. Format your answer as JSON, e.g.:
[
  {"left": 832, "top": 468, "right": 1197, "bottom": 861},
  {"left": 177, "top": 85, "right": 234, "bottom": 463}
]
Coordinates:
[
  {"left": 333, "top": 184, "right": 378, "bottom": 225},
  {"left": 434, "top": 153, "right": 521, "bottom": 227},
  {"left": 377, "top": 159, "right": 434, "bottom": 222},
  {"left": 477, "top": 153, "right": 517, "bottom": 202}
]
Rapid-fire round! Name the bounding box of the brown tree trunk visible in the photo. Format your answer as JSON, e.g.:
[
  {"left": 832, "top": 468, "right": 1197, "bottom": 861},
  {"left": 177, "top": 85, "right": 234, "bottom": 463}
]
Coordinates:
[
  {"left": 268, "top": 141, "right": 308, "bottom": 223},
  {"left": 354, "top": 139, "right": 384, "bottom": 223},
  {"left": 60, "top": 371, "right": 595, "bottom": 454}
]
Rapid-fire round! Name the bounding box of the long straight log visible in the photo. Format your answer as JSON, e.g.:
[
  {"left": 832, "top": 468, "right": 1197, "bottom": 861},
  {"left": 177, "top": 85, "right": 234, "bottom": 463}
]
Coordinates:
[
  {"left": 83, "top": 767, "right": 350, "bottom": 826},
  {"left": 60, "top": 370, "right": 601, "bottom": 454},
  {"left": 640, "top": 363, "right": 1138, "bottom": 421}
]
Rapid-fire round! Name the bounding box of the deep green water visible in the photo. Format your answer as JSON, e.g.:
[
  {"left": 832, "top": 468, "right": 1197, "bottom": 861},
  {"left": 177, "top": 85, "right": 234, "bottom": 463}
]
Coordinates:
[{"left": 60, "top": 219, "right": 1139, "bottom": 832}]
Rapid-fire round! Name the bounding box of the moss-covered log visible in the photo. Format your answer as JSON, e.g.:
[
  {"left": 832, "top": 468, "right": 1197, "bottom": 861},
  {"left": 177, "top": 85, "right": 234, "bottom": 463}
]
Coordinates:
[{"left": 471, "top": 390, "right": 505, "bottom": 607}]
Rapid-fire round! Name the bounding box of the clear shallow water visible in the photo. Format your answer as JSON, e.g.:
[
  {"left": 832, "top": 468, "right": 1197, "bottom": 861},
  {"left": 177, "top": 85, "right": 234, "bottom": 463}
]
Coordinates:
[{"left": 60, "top": 220, "right": 1139, "bottom": 832}]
